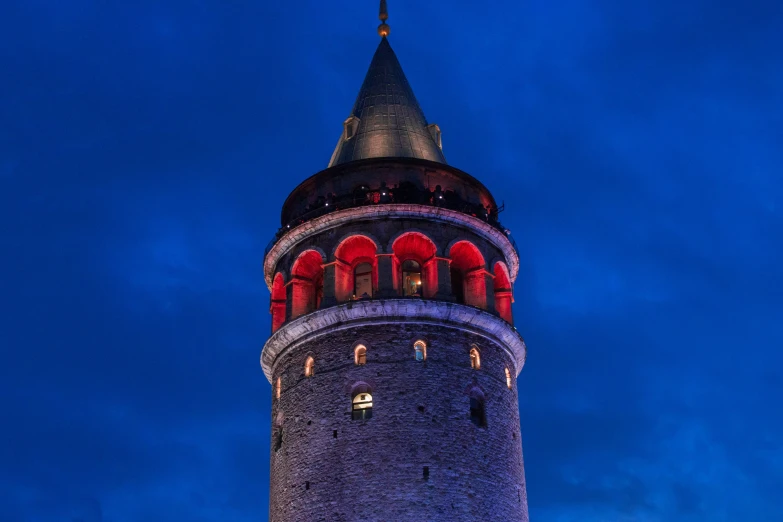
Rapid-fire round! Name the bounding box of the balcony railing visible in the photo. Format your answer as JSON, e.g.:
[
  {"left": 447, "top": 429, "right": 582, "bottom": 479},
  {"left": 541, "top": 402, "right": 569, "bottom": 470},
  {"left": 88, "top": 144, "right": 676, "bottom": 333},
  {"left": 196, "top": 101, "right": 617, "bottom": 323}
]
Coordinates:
[{"left": 265, "top": 182, "right": 517, "bottom": 257}]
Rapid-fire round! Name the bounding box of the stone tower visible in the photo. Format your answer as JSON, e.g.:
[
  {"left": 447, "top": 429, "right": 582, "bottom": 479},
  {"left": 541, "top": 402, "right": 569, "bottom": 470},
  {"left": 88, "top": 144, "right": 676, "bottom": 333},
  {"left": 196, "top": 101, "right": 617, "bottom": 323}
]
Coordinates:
[{"left": 261, "top": 5, "right": 529, "bottom": 521}]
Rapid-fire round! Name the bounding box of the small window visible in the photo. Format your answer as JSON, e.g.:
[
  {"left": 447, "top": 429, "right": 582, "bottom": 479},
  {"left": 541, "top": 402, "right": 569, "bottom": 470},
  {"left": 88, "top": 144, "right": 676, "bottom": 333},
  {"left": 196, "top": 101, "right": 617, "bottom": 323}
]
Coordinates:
[
  {"left": 352, "top": 392, "right": 373, "bottom": 420},
  {"left": 272, "top": 412, "right": 284, "bottom": 450},
  {"left": 343, "top": 116, "right": 360, "bottom": 140},
  {"left": 355, "top": 345, "right": 367, "bottom": 365},
  {"left": 402, "top": 259, "right": 422, "bottom": 297},
  {"left": 354, "top": 262, "right": 373, "bottom": 298},
  {"left": 469, "top": 392, "right": 487, "bottom": 428},
  {"left": 275, "top": 377, "right": 281, "bottom": 399},
  {"left": 414, "top": 340, "right": 427, "bottom": 361},
  {"left": 470, "top": 347, "right": 481, "bottom": 370},
  {"left": 427, "top": 123, "right": 442, "bottom": 150},
  {"left": 304, "top": 356, "right": 315, "bottom": 377},
  {"left": 505, "top": 367, "right": 512, "bottom": 389}
]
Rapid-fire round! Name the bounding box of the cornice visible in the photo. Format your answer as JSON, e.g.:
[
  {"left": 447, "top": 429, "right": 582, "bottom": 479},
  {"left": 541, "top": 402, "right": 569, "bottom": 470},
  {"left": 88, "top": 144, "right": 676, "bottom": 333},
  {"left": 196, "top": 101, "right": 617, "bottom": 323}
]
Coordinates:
[
  {"left": 260, "top": 299, "right": 527, "bottom": 383},
  {"left": 263, "top": 204, "right": 519, "bottom": 290}
]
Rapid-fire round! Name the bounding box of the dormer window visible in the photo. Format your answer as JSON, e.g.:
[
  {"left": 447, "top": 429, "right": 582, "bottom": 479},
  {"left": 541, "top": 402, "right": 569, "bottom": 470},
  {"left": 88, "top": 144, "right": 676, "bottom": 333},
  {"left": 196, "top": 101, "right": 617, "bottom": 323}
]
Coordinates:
[
  {"left": 343, "top": 116, "right": 360, "bottom": 140},
  {"left": 427, "top": 123, "right": 442, "bottom": 150}
]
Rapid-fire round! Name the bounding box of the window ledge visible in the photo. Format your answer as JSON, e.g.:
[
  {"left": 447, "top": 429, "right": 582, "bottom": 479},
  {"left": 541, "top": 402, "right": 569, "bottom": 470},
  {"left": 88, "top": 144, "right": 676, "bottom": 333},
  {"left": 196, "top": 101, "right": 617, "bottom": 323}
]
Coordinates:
[{"left": 261, "top": 298, "right": 526, "bottom": 384}]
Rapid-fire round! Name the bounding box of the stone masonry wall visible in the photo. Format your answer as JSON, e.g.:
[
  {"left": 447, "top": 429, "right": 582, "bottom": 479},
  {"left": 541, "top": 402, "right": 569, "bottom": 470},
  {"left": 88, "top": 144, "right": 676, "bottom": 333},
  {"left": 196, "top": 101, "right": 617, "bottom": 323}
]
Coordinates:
[{"left": 268, "top": 321, "right": 529, "bottom": 522}]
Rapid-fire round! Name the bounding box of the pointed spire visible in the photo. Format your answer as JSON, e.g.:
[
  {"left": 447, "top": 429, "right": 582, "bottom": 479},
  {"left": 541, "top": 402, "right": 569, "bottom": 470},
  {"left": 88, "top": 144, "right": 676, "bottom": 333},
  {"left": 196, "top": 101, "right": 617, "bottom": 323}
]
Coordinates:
[
  {"left": 328, "top": 37, "right": 447, "bottom": 167},
  {"left": 378, "top": 0, "right": 390, "bottom": 37}
]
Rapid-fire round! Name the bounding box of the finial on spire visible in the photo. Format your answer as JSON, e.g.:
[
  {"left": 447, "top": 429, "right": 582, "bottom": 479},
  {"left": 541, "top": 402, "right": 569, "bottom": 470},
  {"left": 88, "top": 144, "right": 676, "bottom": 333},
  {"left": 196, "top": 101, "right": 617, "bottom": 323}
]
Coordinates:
[{"left": 378, "top": 0, "right": 390, "bottom": 37}]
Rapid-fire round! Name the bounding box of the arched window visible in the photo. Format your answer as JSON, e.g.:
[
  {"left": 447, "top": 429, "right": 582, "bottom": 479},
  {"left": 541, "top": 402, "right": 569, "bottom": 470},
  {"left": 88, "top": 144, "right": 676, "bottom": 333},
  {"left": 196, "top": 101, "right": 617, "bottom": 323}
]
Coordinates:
[
  {"left": 275, "top": 377, "right": 281, "bottom": 399},
  {"left": 414, "top": 340, "right": 427, "bottom": 361},
  {"left": 354, "top": 262, "right": 373, "bottom": 298},
  {"left": 392, "top": 232, "right": 437, "bottom": 298},
  {"left": 334, "top": 235, "right": 378, "bottom": 302},
  {"left": 304, "top": 356, "right": 314, "bottom": 377},
  {"left": 271, "top": 273, "right": 287, "bottom": 333},
  {"left": 352, "top": 391, "right": 373, "bottom": 420},
  {"left": 449, "top": 241, "right": 487, "bottom": 309},
  {"left": 469, "top": 388, "right": 487, "bottom": 428},
  {"left": 470, "top": 347, "right": 481, "bottom": 370},
  {"left": 291, "top": 250, "right": 325, "bottom": 319},
  {"left": 401, "top": 260, "right": 422, "bottom": 297},
  {"left": 494, "top": 262, "right": 513, "bottom": 324},
  {"left": 354, "top": 345, "right": 367, "bottom": 365},
  {"left": 505, "top": 367, "right": 512, "bottom": 389},
  {"left": 273, "top": 412, "right": 284, "bottom": 451}
]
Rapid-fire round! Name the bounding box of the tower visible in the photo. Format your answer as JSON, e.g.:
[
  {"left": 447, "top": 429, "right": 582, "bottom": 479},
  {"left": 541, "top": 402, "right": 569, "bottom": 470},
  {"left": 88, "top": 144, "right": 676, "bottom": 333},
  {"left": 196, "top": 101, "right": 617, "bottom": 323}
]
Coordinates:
[{"left": 261, "top": 5, "right": 528, "bottom": 520}]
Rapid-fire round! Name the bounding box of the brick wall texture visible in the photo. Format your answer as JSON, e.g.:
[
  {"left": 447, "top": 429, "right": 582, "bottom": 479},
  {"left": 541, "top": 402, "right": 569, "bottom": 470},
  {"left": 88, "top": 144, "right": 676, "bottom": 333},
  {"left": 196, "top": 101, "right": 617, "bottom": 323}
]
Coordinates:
[{"left": 268, "top": 322, "right": 529, "bottom": 521}]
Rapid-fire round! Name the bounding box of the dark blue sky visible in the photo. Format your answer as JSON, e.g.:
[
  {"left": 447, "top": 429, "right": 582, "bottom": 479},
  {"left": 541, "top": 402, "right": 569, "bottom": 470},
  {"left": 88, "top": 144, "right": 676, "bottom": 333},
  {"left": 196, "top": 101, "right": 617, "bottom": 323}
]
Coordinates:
[{"left": 1, "top": 1, "right": 781, "bottom": 521}]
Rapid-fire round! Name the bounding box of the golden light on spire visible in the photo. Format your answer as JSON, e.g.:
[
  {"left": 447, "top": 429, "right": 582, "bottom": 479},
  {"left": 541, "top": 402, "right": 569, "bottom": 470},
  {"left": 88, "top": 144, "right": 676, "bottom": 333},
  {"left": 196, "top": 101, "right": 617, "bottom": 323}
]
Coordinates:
[{"left": 378, "top": 0, "right": 390, "bottom": 37}]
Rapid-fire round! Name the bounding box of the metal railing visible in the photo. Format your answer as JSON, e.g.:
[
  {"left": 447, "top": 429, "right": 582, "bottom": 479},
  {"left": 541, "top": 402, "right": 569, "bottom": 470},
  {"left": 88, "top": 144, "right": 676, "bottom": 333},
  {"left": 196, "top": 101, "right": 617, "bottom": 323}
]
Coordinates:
[{"left": 264, "top": 184, "right": 517, "bottom": 257}]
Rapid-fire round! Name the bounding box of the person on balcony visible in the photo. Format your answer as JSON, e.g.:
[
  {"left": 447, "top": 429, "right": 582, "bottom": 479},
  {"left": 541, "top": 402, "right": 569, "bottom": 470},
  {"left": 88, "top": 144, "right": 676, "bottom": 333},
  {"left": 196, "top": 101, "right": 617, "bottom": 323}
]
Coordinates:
[
  {"left": 433, "top": 185, "right": 445, "bottom": 207},
  {"left": 379, "top": 182, "right": 392, "bottom": 204}
]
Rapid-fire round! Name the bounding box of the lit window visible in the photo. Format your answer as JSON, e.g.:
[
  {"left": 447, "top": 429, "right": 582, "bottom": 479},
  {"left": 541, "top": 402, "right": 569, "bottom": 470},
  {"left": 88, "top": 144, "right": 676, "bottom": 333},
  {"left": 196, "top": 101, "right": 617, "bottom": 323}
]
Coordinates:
[
  {"left": 352, "top": 392, "right": 373, "bottom": 420},
  {"left": 275, "top": 377, "right": 281, "bottom": 399},
  {"left": 401, "top": 259, "right": 422, "bottom": 297},
  {"left": 304, "top": 356, "right": 314, "bottom": 378},
  {"left": 355, "top": 345, "right": 367, "bottom": 365},
  {"left": 505, "top": 367, "right": 512, "bottom": 389},
  {"left": 469, "top": 389, "right": 487, "bottom": 428},
  {"left": 290, "top": 250, "right": 324, "bottom": 318},
  {"left": 354, "top": 262, "right": 373, "bottom": 298},
  {"left": 448, "top": 241, "right": 487, "bottom": 309},
  {"left": 414, "top": 340, "right": 427, "bottom": 361},
  {"left": 470, "top": 347, "right": 481, "bottom": 370}
]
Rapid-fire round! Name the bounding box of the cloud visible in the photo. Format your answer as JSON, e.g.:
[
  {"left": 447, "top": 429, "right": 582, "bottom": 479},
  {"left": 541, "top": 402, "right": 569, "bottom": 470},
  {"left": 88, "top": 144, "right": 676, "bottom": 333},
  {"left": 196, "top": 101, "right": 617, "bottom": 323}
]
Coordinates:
[{"left": 1, "top": 0, "right": 781, "bottom": 521}]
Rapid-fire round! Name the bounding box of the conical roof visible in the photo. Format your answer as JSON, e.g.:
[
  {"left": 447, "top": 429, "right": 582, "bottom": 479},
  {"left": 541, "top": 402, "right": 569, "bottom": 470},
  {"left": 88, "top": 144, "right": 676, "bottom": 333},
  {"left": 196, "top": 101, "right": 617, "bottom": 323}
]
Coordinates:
[{"left": 329, "top": 38, "right": 446, "bottom": 167}]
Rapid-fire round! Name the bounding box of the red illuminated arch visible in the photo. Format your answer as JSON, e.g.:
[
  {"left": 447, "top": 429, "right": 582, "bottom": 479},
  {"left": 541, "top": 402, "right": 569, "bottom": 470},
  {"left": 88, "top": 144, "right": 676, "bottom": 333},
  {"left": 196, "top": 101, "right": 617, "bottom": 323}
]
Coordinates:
[
  {"left": 290, "top": 250, "right": 324, "bottom": 319},
  {"left": 270, "top": 272, "right": 287, "bottom": 332},
  {"left": 392, "top": 232, "right": 438, "bottom": 298},
  {"left": 448, "top": 241, "right": 487, "bottom": 309},
  {"left": 493, "top": 261, "right": 513, "bottom": 324},
  {"left": 334, "top": 235, "right": 378, "bottom": 301}
]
